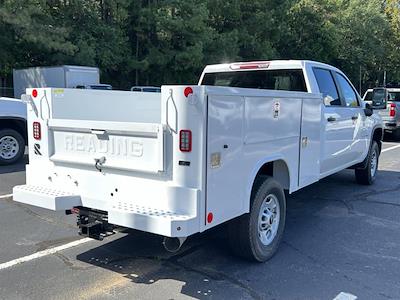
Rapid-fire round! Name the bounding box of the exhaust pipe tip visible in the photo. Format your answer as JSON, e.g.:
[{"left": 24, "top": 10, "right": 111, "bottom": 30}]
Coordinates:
[{"left": 163, "top": 237, "right": 187, "bottom": 253}]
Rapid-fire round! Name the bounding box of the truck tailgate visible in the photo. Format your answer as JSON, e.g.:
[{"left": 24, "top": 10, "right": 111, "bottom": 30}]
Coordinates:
[{"left": 376, "top": 101, "right": 394, "bottom": 121}]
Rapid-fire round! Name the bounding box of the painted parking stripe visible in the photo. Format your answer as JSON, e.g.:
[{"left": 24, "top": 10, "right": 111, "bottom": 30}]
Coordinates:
[
  {"left": 382, "top": 144, "right": 400, "bottom": 153},
  {"left": 0, "top": 237, "right": 92, "bottom": 271},
  {"left": 0, "top": 193, "right": 13, "bottom": 200},
  {"left": 333, "top": 292, "right": 357, "bottom": 300}
]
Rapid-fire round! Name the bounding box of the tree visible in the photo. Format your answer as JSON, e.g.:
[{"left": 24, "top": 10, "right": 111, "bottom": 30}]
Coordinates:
[
  {"left": 1, "top": 0, "right": 400, "bottom": 92},
  {"left": 279, "top": 0, "right": 339, "bottom": 62}
]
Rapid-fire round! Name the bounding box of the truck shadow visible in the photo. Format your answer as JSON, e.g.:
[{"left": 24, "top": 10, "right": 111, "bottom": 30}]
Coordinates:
[
  {"left": 383, "top": 134, "right": 400, "bottom": 143},
  {"left": 76, "top": 169, "right": 400, "bottom": 299},
  {"left": 0, "top": 154, "right": 27, "bottom": 174}
]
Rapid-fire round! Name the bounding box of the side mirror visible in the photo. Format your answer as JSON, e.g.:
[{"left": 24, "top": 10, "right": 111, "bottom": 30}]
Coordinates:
[{"left": 364, "top": 103, "right": 373, "bottom": 117}]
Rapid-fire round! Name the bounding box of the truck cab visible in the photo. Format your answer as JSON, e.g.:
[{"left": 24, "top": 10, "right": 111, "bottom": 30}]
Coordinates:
[{"left": 200, "top": 60, "right": 382, "bottom": 179}]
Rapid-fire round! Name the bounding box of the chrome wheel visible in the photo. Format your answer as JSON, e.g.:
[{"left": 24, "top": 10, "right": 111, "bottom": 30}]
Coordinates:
[
  {"left": 258, "top": 194, "right": 280, "bottom": 246},
  {"left": 370, "top": 150, "right": 378, "bottom": 178},
  {"left": 0, "top": 136, "right": 20, "bottom": 160}
]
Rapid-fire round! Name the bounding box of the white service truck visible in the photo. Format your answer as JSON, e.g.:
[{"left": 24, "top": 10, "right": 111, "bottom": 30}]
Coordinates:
[{"left": 13, "top": 60, "right": 383, "bottom": 262}]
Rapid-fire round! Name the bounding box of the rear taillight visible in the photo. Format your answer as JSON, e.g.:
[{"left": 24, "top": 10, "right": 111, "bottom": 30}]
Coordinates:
[
  {"left": 179, "top": 130, "right": 192, "bottom": 152},
  {"left": 33, "top": 122, "right": 41, "bottom": 140},
  {"left": 389, "top": 103, "right": 396, "bottom": 117}
]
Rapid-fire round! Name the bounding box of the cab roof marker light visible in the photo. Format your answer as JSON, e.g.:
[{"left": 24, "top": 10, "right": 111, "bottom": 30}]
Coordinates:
[{"left": 230, "top": 61, "right": 270, "bottom": 70}]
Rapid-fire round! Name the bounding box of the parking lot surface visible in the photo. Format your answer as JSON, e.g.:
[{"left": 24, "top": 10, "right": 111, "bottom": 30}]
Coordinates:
[{"left": 0, "top": 141, "right": 399, "bottom": 300}]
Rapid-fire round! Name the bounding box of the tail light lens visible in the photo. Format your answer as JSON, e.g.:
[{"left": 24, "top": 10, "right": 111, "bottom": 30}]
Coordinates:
[
  {"left": 390, "top": 103, "right": 396, "bottom": 117},
  {"left": 179, "top": 130, "right": 192, "bottom": 152},
  {"left": 33, "top": 122, "right": 41, "bottom": 140}
]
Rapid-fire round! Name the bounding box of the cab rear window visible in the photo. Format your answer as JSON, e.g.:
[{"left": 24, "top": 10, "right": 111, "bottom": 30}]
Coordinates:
[{"left": 201, "top": 69, "right": 307, "bottom": 92}]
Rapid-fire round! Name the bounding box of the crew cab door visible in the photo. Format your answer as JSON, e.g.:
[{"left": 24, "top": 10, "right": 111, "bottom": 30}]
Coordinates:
[
  {"left": 333, "top": 71, "right": 367, "bottom": 163},
  {"left": 313, "top": 68, "right": 364, "bottom": 177}
]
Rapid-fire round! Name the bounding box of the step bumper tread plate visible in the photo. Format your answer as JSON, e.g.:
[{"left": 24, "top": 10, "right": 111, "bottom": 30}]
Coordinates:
[
  {"left": 108, "top": 201, "right": 198, "bottom": 237},
  {"left": 13, "top": 185, "right": 82, "bottom": 211}
]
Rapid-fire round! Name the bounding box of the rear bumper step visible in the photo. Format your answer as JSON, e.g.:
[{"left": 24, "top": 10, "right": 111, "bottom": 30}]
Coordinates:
[
  {"left": 12, "top": 185, "right": 198, "bottom": 238},
  {"left": 108, "top": 201, "right": 197, "bottom": 237},
  {"left": 13, "top": 185, "right": 82, "bottom": 210}
]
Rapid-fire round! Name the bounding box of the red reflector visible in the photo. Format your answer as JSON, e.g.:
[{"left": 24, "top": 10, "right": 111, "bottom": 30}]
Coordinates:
[
  {"left": 184, "top": 87, "right": 193, "bottom": 97},
  {"left": 33, "top": 122, "right": 41, "bottom": 140},
  {"left": 390, "top": 103, "right": 396, "bottom": 117},
  {"left": 32, "top": 89, "right": 38, "bottom": 98},
  {"left": 207, "top": 212, "right": 213, "bottom": 223},
  {"left": 179, "top": 130, "right": 192, "bottom": 152},
  {"left": 71, "top": 207, "right": 80, "bottom": 214}
]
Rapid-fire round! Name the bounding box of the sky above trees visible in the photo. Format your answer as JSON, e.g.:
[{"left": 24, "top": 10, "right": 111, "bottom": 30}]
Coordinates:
[{"left": 0, "top": 0, "right": 399, "bottom": 91}]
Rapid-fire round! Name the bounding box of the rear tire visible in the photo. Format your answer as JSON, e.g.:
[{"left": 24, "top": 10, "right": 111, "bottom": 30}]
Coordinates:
[
  {"left": 355, "top": 141, "right": 379, "bottom": 185},
  {"left": 228, "top": 176, "right": 286, "bottom": 262},
  {"left": 0, "top": 129, "right": 25, "bottom": 165}
]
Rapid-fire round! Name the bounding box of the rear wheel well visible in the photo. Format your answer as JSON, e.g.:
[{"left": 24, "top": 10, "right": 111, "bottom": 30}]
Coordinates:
[
  {"left": 351, "top": 127, "right": 383, "bottom": 170},
  {"left": 0, "top": 118, "right": 27, "bottom": 145},
  {"left": 254, "top": 160, "right": 290, "bottom": 191}
]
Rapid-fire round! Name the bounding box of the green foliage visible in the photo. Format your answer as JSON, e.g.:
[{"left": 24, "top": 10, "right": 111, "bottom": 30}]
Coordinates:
[{"left": 0, "top": 0, "right": 399, "bottom": 90}]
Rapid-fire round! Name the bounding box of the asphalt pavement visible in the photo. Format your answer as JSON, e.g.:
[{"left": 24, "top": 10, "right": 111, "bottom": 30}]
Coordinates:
[{"left": 0, "top": 141, "right": 399, "bottom": 300}]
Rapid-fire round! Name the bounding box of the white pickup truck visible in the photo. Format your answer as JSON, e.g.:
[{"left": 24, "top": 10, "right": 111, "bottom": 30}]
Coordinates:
[
  {"left": 0, "top": 97, "right": 27, "bottom": 165},
  {"left": 13, "top": 60, "right": 383, "bottom": 262}
]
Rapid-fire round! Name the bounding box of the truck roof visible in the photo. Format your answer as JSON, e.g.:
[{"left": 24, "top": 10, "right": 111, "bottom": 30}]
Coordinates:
[
  {"left": 13, "top": 65, "right": 99, "bottom": 72},
  {"left": 202, "top": 60, "right": 341, "bottom": 74}
]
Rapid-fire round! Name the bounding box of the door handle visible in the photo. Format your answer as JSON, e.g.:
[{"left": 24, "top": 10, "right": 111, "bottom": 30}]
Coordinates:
[
  {"left": 351, "top": 115, "right": 358, "bottom": 121},
  {"left": 327, "top": 116, "right": 336, "bottom": 122},
  {"left": 91, "top": 129, "right": 107, "bottom": 135}
]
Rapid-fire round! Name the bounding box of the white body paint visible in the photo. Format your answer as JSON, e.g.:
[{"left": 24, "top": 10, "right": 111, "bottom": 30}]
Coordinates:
[{"left": 13, "top": 60, "right": 382, "bottom": 241}]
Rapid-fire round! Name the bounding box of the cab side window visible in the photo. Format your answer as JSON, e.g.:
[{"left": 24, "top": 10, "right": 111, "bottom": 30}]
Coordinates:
[
  {"left": 336, "top": 73, "right": 359, "bottom": 107},
  {"left": 313, "top": 68, "right": 341, "bottom": 106}
]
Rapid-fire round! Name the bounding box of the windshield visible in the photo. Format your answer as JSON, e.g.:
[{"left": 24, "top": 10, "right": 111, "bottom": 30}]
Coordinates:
[{"left": 201, "top": 69, "right": 307, "bottom": 92}]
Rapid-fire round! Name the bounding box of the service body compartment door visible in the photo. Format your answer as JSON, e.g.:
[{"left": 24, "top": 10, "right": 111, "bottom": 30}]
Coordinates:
[
  {"left": 206, "top": 95, "right": 244, "bottom": 227},
  {"left": 298, "top": 97, "right": 321, "bottom": 188}
]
